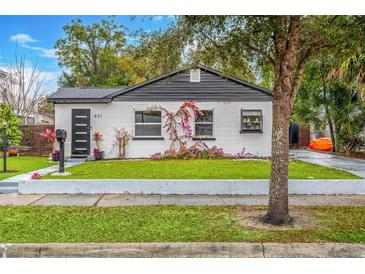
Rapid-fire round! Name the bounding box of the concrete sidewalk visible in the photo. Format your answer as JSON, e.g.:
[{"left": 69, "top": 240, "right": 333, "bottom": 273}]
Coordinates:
[
  {"left": 0, "top": 193, "right": 364, "bottom": 206},
  {"left": 290, "top": 149, "right": 365, "bottom": 178},
  {"left": 1, "top": 242, "right": 364, "bottom": 258}
]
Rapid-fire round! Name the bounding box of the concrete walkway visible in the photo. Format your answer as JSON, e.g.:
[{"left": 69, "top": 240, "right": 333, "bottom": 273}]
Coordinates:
[
  {"left": 1, "top": 161, "right": 83, "bottom": 183},
  {"left": 0, "top": 193, "right": 364, "bottom": 206},
  {"left": 290, "top": 149, "right": 365, "bottom": 178}
]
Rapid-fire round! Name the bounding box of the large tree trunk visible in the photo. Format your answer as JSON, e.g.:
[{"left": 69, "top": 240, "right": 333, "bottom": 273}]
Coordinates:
[
  {"left": 263, "top": 83, "right": 292, "bottom": 225},
  {"left": 263, "top": 16, "right": 302, "bottom": 225}
]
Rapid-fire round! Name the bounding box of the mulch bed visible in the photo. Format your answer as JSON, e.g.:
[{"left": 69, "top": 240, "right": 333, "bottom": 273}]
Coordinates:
[
  {"left": 336, "top": 152, "right": 365, "bottom": 160},
  {"left": 307, "top": 148, "right": 365, "bottom": 160}
]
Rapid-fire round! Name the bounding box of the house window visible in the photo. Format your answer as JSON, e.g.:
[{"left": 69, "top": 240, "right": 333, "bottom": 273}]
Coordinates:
[
  {"left": 195, "top": 110, "right": 213, "bottom": 137},
  {"left": 241, "top": 110, "right": 263, "bottom": 133},
  {"left": 26, "top": 117, "right": 35, "bottom": 125},
  {"left": 135, "top": 111, "right": 162, "bottom": 137}
]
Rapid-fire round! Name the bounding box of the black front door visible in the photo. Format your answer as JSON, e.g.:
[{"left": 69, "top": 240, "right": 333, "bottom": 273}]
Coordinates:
[{"left": 72, "top": 109, "right": 91, "bottom": 155}]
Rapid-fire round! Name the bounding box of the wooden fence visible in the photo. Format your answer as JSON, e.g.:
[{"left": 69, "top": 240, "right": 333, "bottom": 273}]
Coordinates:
[
  {"left": 289, "top": 125, "right": 311, "bottom": 149},
  {"left": 19, "top": 125, "right": 54, "bottom": 156}
]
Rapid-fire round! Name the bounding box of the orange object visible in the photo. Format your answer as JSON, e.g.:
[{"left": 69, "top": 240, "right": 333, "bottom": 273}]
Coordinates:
[{"left": 308, "top": 137, "right": 333, "bottom": 151}]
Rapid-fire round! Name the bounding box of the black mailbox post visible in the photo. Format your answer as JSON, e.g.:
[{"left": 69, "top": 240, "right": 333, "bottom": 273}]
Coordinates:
[{"left": 56, "top": 129, "right": 67, "bottom": 173}]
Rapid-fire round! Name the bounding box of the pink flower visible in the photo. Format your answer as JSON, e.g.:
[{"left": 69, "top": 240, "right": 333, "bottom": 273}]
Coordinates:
[{"left": 31, "top": 172, "right": 41, "bottom": 180}]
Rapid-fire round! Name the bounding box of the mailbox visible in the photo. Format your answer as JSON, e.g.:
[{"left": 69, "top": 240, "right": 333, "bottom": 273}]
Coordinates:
[
  {"left": 55, "top": 129, "right": 67, "bottom": 173},
  {"left": 56, "top": 129, "right": 67, "bottom": 143}
]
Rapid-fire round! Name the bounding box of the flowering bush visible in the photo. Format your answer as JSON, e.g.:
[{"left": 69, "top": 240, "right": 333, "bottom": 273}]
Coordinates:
[
  {"left": 31, "top": 172, "right": 41, "bottom": 180},
  {"left": 147, "top": 101, "right": 203, "bottom": 151},
  {"left": 92, "top": 132, "right": 103, "bottom": 150},
  {"left": 7, "top": 145, "right": 17, "bottom": 156},
  {"left": 53, "top": 149, "right": 60, "bottom": 161},
  {"left": 230, "top": 148, "right": 270, "bottom": 160},
  {"left": 93, "top": 148, "right": 101, "bottom": 159},
  {"left": 40, "top": 129, "right": 56, "bottom": 153},
  {"left": 151, "top": 142, "right": 226, "bottom": 160},
  {"left": 151, "top": 144, "right": 269, "bottom": 160}
]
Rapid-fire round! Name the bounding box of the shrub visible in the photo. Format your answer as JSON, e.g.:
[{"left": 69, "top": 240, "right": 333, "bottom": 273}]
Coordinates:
[
  {"left": 92, "top": 132, "right": 103, "bottom": 150},
  {"left": 114, "top": 128, "right": 133, "bottom": 159},
  {"left": 40, "top": 129, "right": 56, "bottom": 153},
  {"left": 31, "top": 172, "right": 41, "bottom": 180},
  {"left": 93, "top": 148, "right": 101, "bottom": 159},
  {"left": 151, "top": 143, "right": 269, "bottom": 160},
  {"left": 0, "top": 104, "right": 22, "bottom": 150},
  {"left": 147, "top": 101, "right": 203, "bottom": 151}
]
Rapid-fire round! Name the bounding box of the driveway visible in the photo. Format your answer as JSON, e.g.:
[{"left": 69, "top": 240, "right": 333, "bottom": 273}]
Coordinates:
[{"left": 290, "top": 149, "right": 365, "bottom": 178}]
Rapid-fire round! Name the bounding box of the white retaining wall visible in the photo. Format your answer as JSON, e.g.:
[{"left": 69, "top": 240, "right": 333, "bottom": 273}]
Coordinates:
[{"left": 19, "top": 179, "right": 365, "bottom": 195}]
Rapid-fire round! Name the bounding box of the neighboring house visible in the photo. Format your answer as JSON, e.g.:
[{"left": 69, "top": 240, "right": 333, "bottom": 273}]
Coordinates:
[
  {"left": 48, "top": 65, "right": 273, "bottom": 158},
  {"left": 1, "top": 69, "right": 54, "bottom": 125},
  {"left": 18, "top": 112, "right": 54, "bottom": 125},
  {"left": 0, "top": 70, "right": 7, "bottom": 79}
]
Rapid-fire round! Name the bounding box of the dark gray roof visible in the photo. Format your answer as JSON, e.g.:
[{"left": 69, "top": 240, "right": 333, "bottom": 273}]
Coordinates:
[
  {"left": 48, "top": 66, "right": 272, "bottom": 103},
  {"left": 48, "top": 88, "right": 124, "bottom": 103}
]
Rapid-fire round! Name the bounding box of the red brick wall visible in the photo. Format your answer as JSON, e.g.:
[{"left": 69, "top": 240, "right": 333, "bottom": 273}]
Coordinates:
[{"left": 19, "top": 125, "right": 54, "bottom": 156}]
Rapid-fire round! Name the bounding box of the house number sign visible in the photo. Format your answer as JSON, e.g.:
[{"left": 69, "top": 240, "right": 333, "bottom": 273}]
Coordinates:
[{"left": 94, "top": 114, "right": 103, "bottom": 118}]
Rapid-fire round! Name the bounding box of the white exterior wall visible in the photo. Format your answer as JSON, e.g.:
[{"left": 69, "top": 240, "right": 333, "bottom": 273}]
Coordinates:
[{"left": 54, "top": 101, "right": 272, "bottom": 158}]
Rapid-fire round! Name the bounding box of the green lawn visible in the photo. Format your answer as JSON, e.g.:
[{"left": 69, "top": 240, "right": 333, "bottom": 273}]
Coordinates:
[
  {"left": 0, "top": 205, "right": 363, "bottom": 243},
  {"left": 0, "top": 156, "right": 55, "bottom": 180},
  {"left": 43, "top": 159, "right": 358, "bottom": 179}
]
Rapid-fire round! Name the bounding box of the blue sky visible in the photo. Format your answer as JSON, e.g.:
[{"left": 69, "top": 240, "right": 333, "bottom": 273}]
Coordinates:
[{"left": 0, "top": 15, "right": 173, "bottom": 93}]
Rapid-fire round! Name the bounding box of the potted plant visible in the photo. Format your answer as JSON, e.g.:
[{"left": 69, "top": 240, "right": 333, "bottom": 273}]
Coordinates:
[
  {"left": 40, "top": 129, "right": 57, "bottom": 161},
  {"left": 92, "top": 131, "right": 104, "bottom": 160}
]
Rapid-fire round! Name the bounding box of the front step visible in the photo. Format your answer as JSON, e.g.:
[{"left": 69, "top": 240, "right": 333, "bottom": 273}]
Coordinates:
[
  {"left": 70, "top": 154, "right": 88, "bottom": 159},
  {"left": 66, "top": 157, "right": 89, "bottom": 163},
  {"left": 0, "top": 182, "right": 18, "bottom": 193}
]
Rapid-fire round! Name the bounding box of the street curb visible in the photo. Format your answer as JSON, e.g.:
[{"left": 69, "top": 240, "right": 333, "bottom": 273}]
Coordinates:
[{"left": 1, "top": 243, "right": 364, "bottom": 258}]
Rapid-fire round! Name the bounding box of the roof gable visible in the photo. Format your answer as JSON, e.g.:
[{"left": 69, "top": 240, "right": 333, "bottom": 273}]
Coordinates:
[
  {"left": 109, "top": 65, "right": 272, "bottom": 102},
  {"left": 47, "top": 66, "right": 272, "bottom": 103}
]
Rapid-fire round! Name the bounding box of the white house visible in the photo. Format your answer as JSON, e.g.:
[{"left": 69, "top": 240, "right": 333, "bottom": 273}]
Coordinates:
[{"left": 48, "top": 65, "right": 273, "bottom": 159}]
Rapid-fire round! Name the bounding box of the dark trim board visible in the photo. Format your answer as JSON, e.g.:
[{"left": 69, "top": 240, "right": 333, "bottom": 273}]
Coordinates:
[
  {"left": 192, "top": 137, "right": 216, "bottom": 141},
  {"left": 48, "top": 99, "right": 111, "bottom": 104},
  {"left": 132, "top": 137, "right": 165, "bottom": 140}
]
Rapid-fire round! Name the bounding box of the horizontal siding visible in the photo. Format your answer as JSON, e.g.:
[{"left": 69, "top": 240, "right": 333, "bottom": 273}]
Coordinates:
[{"left": 114, "top": 70, "right": 272, "bottom": 102}]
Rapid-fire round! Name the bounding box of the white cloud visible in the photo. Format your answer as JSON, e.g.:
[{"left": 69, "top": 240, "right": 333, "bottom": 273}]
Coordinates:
[
  {"left": 39, "top": 70, "right": 60, "bottom": 83},
  {"left": 39, "top": 49, "right": 56, "bottom": 58},
  {"left": 153, "top": 16, "right": 164, "bottom": 22},
  {"left": 10, "top": 33, "right": 37, "bottom": 44},
  {"left": 1, "top": 66, "right": 61, "bottom": 93},
  {"left": 9, "top": 33, "right": 56, "bottom": 59}
]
